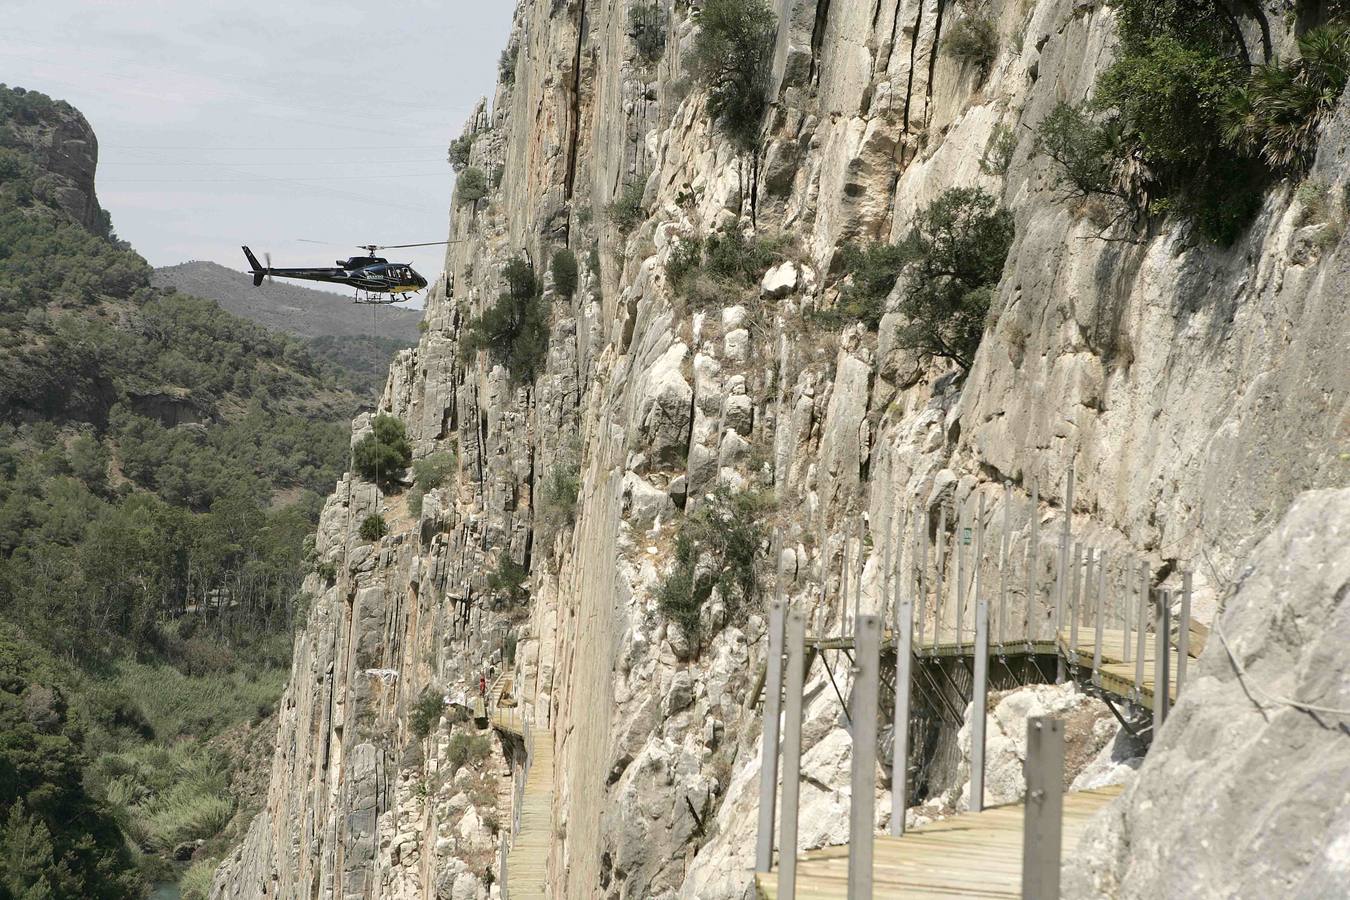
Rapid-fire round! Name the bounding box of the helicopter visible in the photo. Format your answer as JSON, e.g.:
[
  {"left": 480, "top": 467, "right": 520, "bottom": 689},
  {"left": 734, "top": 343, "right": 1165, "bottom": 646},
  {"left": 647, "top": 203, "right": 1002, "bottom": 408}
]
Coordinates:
[{"left": 242, "top": 241, "right": 453, "bottom": 304}]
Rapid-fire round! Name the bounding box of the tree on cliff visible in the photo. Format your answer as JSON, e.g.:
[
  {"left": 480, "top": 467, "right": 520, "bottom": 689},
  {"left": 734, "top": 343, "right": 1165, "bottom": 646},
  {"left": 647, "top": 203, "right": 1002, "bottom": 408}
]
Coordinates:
[
  {"left": 353, "top": 415, "right": 413, "bottom": 487},
  {"left": 460, "top": 258, "right": 550, "bottom": 386},
  {"left": 893, "top": 187, "right": 1014, "bottom": 372},
  {"left": 689, "top": 0, "right": 777, "bottom": 153}
]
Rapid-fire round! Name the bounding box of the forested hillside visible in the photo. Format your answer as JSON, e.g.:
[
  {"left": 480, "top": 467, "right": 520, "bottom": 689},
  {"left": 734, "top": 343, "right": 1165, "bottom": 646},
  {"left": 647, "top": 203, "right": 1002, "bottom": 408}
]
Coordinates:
[{"left": 0, "top": 84, "right": 362, "bottom": 896}]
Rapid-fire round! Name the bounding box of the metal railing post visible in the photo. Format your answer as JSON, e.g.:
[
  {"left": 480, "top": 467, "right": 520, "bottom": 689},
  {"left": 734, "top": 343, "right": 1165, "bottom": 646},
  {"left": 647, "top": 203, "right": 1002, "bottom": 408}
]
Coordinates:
[
  {"left": 1027, "top": 478, "right": 1039, "bottom": 644},
  {"left": 778, "top": 610, "right": 806, "bottom": 900},
  {"left": 1022, "top": 716, "right": 1065, "bottom": 900},
  {"left": 1156, "top": 590, "right": 1171, "bottom": 726},
  {"left": 847, "top": 615, "right": 881, "bottom": 898},
  {"left": 999, "top": 481, "right": 1011, "bottom": 649},
  {"left": 933, "top": 506, "right": 946, "bottom": 648},
  {"left": 1135, "top": 562, "right": 1149, "bottom": 698},
  {"left": 972, "top": 493, "right": 986, "bottom": 648},
  {"left": 917, "top": 510, "right": 929, "bottom": 647},
  {"left": 1178, "top": 571, "right": 1192, "bottom": 695},
  {"left": 1123, "top": 555, "right": 1134, "bottom": 664},
  {"left": 955, "top": 504, "right": 966, "bottom": 647},
  {"left": 971, "top": 599, "right": 990, "bottom": 812},
  {"left": 892, "top": 594, "right": 913, "bottom": 836},
  {"left": 754, "top": 599, "right": 786, "bottom": 873},
  {"left": 1092, "top": 550, "right": 1106, "bottom": 682},
  {"left": 1068, "top": 543, "right": 1083, "bottom": 663}
]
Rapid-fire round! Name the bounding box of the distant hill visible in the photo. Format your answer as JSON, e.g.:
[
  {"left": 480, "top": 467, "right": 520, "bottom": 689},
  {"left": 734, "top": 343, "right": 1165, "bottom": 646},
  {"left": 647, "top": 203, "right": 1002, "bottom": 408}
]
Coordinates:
[{"left": 153, "top": 260, "right": 424, "bottom": 343}]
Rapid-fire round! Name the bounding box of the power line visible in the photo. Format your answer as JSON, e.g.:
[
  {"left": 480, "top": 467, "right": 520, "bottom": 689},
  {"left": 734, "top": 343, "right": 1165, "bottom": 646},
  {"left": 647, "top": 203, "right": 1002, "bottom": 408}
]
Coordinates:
[
  {"left": 100, "top": 172, "right": 450, "bottom": 183},
  {"left": 105, "top": 144, "right": 450, "bottom": 151},
  {"left": 103, "top": 158, "right": 448, "bottom": 167}
]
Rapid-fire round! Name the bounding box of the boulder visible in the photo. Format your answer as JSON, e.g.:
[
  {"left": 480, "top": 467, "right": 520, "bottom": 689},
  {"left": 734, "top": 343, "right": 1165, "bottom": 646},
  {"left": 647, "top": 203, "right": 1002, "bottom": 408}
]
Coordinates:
[{"left": 761, "top": 262, "right": 799, "bottom": 298}]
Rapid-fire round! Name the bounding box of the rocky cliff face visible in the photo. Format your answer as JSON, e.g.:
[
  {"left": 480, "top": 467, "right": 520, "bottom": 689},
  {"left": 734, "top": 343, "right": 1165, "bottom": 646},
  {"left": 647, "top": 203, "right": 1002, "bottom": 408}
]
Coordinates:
[
  {"left": 212, "top": 1, "right": 1348, "bottom": 898},
  {"left": 0, "top": 85, "right": 104, "bottom": 232}
]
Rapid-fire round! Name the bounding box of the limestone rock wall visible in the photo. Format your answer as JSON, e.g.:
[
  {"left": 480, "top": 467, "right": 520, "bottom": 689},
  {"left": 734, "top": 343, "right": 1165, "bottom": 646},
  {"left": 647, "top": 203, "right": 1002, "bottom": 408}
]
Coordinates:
[{"left": 214, "top": 1, "right": 1348, "bottom": 898}]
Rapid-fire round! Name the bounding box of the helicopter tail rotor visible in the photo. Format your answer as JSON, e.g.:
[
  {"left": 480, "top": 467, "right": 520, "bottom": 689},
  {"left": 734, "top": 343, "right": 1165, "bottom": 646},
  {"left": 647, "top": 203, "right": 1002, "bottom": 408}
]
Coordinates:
[
  {"left": 242, "top": 246, "right": 266, "bottom": 287},
  {"left": 264, "top": 252, "right": 274, "bottom": 284}
]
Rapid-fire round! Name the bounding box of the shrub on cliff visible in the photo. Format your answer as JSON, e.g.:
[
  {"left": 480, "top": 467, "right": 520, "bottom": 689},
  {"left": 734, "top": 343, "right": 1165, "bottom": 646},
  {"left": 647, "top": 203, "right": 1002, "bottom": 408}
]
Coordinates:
[
  {"left": 353, "top": 415, "right": 412, "bottom": 486},
  {"left": 447, "top": 132, "right": 475, "bottom": 171},
  {"left": 688, "top": 0, "right": 777, "bottom": 152},
  {"left": 446, "top": 732, "right": 491, "bottom": 774},
  {"left": 607, "top": 180, "right": 647, "bottom": 234},
  {"left": 665, "top": 227, "right": 786, "bottom": 307},
  {"left": 460, "top": 258, "right": 550, "bottom": 385},
  {"left": 487, "top": 554, "right": 529, "bottom": 606},
  {"left": 893, "top": 186, "right": 1014, "bottom": 372},
  {"left": 1223, "top": 23, "right": 1350, "bottom": 173},
  {"left": 499, "top": 46, "right": 518, "bottom": 85},
  {"left": 551, "top": 248, "right": 578, "bottom": 299},
  {"left": 657, "top": 490, "right": 769, "bottom": 643},
  {"left": 408, "top": 688, "right": 445, "bottom": 740},
  {"left": 455, "top": 166, "right": 488, "bottom": 205},
  {"left": 535, "top": 447, "right": 581, "bottom": 548},
  {"left": 359, "top": 514, "right": 387, "bottom": 541},
  {"left": 408, "top": 451, "right": 455, "bottom": 519},
  {"left": 629, "top": 2, "right": 667, "bottom": 67},
  {"left": 1033, "top": 102, "right": 1122, "bottom": 202},
  {"left": 831, "top": 241, "right": 908, "bottom": 330},
  {"left": 944, "top": 16, "right": 998, "bottom": 80}
]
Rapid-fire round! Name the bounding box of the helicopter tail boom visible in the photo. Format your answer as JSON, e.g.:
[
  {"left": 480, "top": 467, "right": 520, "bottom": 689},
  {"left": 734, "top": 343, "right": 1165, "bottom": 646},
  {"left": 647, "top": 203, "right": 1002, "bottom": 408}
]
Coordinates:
[{"left": 242, "top": 246, "right": 266, "bottom": 286}]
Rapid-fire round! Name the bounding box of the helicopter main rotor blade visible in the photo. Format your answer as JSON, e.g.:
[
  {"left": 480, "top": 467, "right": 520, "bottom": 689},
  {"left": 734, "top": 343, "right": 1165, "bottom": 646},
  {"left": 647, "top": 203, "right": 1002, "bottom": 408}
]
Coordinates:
[{"left": 374, "top": 240, "right": 466, "bottom": 250}]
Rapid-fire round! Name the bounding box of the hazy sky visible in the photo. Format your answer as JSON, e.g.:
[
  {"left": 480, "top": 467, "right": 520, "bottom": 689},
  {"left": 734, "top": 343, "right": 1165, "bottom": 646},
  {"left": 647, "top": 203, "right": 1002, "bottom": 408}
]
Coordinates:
[{"left": 3, "top": 0, "right": 514, "bottom": 305}]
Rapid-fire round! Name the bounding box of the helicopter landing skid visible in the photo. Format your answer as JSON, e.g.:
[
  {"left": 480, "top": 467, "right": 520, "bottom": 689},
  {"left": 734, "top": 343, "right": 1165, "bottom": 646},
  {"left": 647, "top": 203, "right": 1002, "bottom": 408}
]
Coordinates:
[{"left": 352, "top": 290, "right": 406, "bottom": 306}]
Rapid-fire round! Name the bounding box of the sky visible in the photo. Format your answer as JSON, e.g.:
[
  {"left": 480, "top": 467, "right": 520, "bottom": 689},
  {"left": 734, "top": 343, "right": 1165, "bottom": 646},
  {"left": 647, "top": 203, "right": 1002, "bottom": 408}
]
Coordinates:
[{"left": 2, "top": 0, "right": 514, "bottom": 306}]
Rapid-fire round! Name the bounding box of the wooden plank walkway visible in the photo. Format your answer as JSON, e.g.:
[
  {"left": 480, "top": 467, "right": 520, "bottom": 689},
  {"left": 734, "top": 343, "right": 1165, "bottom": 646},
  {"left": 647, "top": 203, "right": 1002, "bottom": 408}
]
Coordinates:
[
  {"left": 492, "top": 709, "right": 554, "bottom": 899},
  {"left": 755, "top": 786, "right": 1123, "bottom": 899},
  {"left": 802, "top": 625, "right": 1200, "bottom": 710}
]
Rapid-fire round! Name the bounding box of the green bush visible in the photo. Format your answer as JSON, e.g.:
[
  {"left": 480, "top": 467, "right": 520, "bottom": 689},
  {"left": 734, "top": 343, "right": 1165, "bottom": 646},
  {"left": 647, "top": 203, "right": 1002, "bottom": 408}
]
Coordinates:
[
  {"left": 1096, "top": 37, "right": 1238, "bottom": 175},
  {"left": 1223, "top": 24, "right": 1350, "bottom": 173},
  {"left": 446, "top": 731, "right": 491, "bottom": 773},
  {"left": 944, "top": 16, "right": 998, "bottom": 79},
  {"left": 979, "top": 124, "right": 1017, "bottom": 176},
  {"left": 1031, "top": 0, "right": 1327, "bottom": 243},
  {"left": 657, "top": 490, "right": 768, "bottom": 641},
  {"left": 551, "top": 248, "right": 579, "bottom": 299},
  {"left": 665, "top": 228, "right": 785, "bottom": 307},
  {"left": 460, "top": 258, "right": 550, "bottom": 385},
  {"left": 455, "top": 166, "right": 489, "bottom": 205},
  {"left": 180, "top": 856, "right": 221, "bottom": 900},
  {"left": 359, "top": 514, "right": 387, "bottom": 542},
  {"left": 413, "top": 451, "right": 456, "bottom": 493},
  {"left": 352, "top": 415, "right": 412, "bottom": 486},
  {"left": 499, "top": 46, "right": 519, "bottom": 85},
  {"left": 893, "top": 187, "right": 1014, "bottom": 371},
  {"left": 607, "top": 180, "right": 647, "bottom": 234},
  {"left": 688, "top": 0, "right": 777, "bottom": 152},
  {"left": 408, "top": 687, "right": 445, "bottom": 740},
  {"left": 1033, "top": 102, "right": 1123, "bottom": 201},
  {"left": 487, "top": 554, "right": 529, "bottom": 605},
  {"left": 535, "top": 450, "right": 581, "bottom": 545},
  {"left": 448, "top": 133, "right": 475, "bottom": 171},
  {"left": 629, "top": 2, "right": 668, "bottom": 67},
  {"left": 829, "top": 242, "right": 908, "bottom": 330}
]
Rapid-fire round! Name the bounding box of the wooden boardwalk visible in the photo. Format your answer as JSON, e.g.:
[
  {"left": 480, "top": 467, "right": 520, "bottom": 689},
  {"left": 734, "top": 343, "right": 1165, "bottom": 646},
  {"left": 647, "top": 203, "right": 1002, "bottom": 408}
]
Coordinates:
[
  {"left": 803, "top": 624, "right": 1201, "bottom": 710},
  {"left": 755, "top": 786, "right": 1123, "bottom": 899},
  {"left": 490, "top": 707, "right": 554, "bottom": 898}
]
